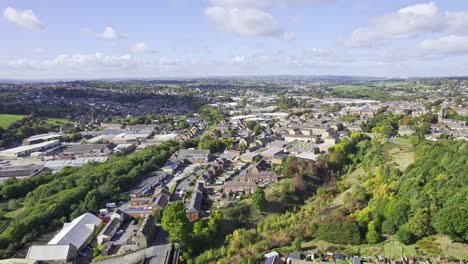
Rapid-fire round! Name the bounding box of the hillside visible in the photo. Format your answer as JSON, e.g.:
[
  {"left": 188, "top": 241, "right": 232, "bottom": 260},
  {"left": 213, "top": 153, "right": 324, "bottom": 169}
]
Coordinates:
[{"left": 193, "top": 138, "right": 467, "bottom": 263}]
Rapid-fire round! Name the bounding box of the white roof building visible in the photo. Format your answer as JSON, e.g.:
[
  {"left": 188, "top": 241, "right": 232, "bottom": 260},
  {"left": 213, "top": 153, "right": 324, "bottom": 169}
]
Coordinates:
[
  {"left": 0, "top": 140, "right": 60, "bottom": 158},
  {"left": 26, "top": 244, "right": 77, "bottom": 263},
  {"left": 48, "top": 213, "right": 101, "bottom": 250}
]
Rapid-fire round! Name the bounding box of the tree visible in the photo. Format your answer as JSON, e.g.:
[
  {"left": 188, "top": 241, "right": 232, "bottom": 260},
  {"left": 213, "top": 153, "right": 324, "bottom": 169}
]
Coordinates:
[
  {"left": 252, "top": 189, "right": 266, "bottom": 212},
  {"left": 161, "top": 201, "right": 190, "bottom": 245},
  {"left": 432, "top": 205, "right": 467, "bottom": 242},
  {"left": 406, "top": 208, "right": 434, "bottom": 239},
  {"left": 252, "top": 123, "right": 261, "bottom": 135},
  {"left": 292, "top": 236, "right": 302, "bottom": 251},
  {"left": 396, "top": 226, "right": 414, "bottom": 245},
  {"left": 365, "top": 221, "right": 379, "bottom": 244}
]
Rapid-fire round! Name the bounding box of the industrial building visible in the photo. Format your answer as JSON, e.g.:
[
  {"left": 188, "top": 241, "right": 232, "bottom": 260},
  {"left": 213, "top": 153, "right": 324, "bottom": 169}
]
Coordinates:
[{"left": 0, "top": 140, "right": 60, "bottom": 158}]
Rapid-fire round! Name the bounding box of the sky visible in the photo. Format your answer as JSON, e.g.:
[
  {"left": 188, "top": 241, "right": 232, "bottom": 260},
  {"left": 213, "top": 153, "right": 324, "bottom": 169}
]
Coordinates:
[{"left": 1, "top": 0, "right": 468, "bottom": 79}]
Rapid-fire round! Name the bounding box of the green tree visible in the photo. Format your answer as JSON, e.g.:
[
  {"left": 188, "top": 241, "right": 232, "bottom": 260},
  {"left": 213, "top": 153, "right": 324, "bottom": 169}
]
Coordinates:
[
  {"left": 432, "top": 205, "right": 467, "bottom": 242},
  {"left": 365, "top": 221, "right": 379, "bottom": 244},
  {"left": 292, "top": 236, "right": 302, "bottom": 251},
  {"left": 406, "top": 208, "right": 434, "bottom": 239},
  {"left": 396, "top": 226, "right": 414, "bottom": 245},
  {"left": 252, "top": 189, "right": 266, "bottom": 212},
  {"left": 161, "top": 201, "right": 190, "bottom": 245}
]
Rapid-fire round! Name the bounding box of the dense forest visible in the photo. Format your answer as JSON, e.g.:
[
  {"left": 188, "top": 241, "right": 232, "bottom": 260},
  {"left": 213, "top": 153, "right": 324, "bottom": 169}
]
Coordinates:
[{"left": 0, "top": 140, "right": 182, "bottom": 258}]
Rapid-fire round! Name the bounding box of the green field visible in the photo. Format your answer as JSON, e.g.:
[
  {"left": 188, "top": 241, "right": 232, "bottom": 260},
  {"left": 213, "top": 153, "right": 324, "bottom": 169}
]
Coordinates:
[
  {"left": 0, "top": 114, "right": 71, "bottom": 129},
  {"left": 46, "top": 118, "right": 72, "bottom": 126},
  {"left": 0, "top": 114, "right": 27, "bottom": 128},
  {"left": 302, "top": 235, "right": 468, "bottom": 259},
  {"left": 329, "top": 84, "right": 375, "bottom": 91}
]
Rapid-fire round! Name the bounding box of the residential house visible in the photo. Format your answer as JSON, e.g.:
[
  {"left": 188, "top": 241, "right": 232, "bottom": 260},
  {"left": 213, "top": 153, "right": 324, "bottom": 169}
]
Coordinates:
[{"left": 223, "top": 181, "right": 257, "bottom": 194}]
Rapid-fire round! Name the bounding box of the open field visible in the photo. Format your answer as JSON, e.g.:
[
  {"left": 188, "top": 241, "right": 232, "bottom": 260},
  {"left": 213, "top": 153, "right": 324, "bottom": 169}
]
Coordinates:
[
  {"left": 0, "top": 114, "right": 71, "bottom": 129},
  {"left": 302, "top": 235, "right": 468, "bottom": 259},
  {"left": 46, "top": 117, "right": 72, "bottom": 126},
  {"left": 0, "top": 114, "right": 27, "bottom": 128},
  {"left": 385, "top": 142, "right": 414, "bottom": 171},
  {"left": 329, "top": 84, "right": 375, "bottom": 91}
]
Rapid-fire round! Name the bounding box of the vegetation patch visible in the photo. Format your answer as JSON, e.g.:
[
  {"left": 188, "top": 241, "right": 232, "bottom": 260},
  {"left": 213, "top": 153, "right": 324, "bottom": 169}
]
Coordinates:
[{"left": 0, "top": 114, "right": 27, "bottom": 128}]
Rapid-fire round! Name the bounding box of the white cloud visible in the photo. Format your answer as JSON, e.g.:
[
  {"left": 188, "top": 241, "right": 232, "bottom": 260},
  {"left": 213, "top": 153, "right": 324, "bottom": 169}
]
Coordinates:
[
  {"left": 0, "top": 52, "right": 187, "bottom": 78},
  {"left": 446, "top": 11, "right": 468, "bottom": 34},
  {"left": 209, "top": 0, "right": 334, "bottom": 8},
  {"left": 205, "top": 6, "right": 284, "bottom": 37},
  {"left": 83, "top": 27, "right": 126, "bottom": 40},
  {"left": 4, "top": 53, "right": 136, "bottom": 71},
  {"left": 388, "top": 35, "right": 468, "bottom": 60},
  {"left": 231, "top": 55, "right": 247, "bottom": 63},
  {"left": 3, "top": 7, "right": 45, "bottom": 31},
  {"left": 96, "top": 26, "right": 126, "bottom": 40},
  {"left": 204, "top": 0, "right": 327, "bottom": 38},
  {"left": 130, "top": 42, "right": 157, "bottom": 54},
  {"left": 345, "top": 2, "right": 468, "bottom": 48}
]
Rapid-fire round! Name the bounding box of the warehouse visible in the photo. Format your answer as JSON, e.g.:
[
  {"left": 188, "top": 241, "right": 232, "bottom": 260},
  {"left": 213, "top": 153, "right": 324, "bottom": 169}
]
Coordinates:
[{"left": 0, "top": 140, "right": 60, "bottom": 158}]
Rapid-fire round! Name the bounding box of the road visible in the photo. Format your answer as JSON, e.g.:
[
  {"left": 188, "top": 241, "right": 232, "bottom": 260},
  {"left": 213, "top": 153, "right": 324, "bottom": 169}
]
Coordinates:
[{"left": 169, "top": 164, "right": 203, "bottom": 201}]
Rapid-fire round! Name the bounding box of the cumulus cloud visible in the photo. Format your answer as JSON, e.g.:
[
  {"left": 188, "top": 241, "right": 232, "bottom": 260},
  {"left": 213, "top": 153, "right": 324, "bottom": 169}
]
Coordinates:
[
  {"left": 5, "top": 53, "right": 135, "bottom": 71},
  {"left": 209, "top": 0, "right": 334, "bottom": 8},
  {"left": 231, "top": 55, "right": 247, "bottom": 63},
  {"left": 205, "top": 6, "right": 285, "bottom": 37},
  {"left": 346, "top": 2, "right": 468, "bottom": 48},
  {"left": 96, "top": 26, "right": 126, "bottom": 40},
  {"left": 0, "top": 52, "right": 187, "bottom": 79},
  {"left": 3, "top": 7, "right": 45, "bottom": 31},
  {"left": 387, "top": 35, "right": 468, "bottom": 60},
  {"left": 204, "top": 0, "right": 328, "bottom": 38},
  {"left": 83, "top": 27, "right": 127, "bottom": 40},
  {"left": 130, "top": 42, "right": 157, "bottom": 54}
]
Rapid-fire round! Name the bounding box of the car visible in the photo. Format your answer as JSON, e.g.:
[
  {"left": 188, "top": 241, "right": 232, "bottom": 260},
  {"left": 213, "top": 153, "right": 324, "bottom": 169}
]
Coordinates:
[
  {"left": 131, "top": 220, "right": 136, "bottom": 225},
  {"left": 116, "top": 230, "right": 124, "bottom": 235}
]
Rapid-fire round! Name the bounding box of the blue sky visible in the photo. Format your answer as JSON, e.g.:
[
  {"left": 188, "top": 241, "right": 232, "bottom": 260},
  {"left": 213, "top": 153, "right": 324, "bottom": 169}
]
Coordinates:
[{"left": 1, "top": 0, "right": 468, "bottom": 79}]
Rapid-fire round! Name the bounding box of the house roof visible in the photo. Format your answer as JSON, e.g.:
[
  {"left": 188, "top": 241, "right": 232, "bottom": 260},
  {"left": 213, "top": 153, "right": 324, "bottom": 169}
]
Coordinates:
[
  {"left": 102, "top": 217, "right": 121, "bottom": 236},
  {"left": 0, "top": 165, "right": 46, "bottom": 178},
  {"left": 48, "top": 213, "right": 101, "bottom": 249},
  {"left": 287, "top": 252, "right": 302, "bottom": 260},
  {"left": 154, "top": 194, "right": 169, "bottom": 208},
  {"left": 352, "top": 256, "right": 361, "bottom": 264},
  {"left": 26, "top": 244, "right": 77, "bottom": 261},
  {"left": 261, "top": 147, "right": 284, "bottom": 157},
  {"left": 265, "top": 251, "right": 279, "bottom": 258},
  {"left": 188, "top": 191, "right": 203, "bottom": 213}
]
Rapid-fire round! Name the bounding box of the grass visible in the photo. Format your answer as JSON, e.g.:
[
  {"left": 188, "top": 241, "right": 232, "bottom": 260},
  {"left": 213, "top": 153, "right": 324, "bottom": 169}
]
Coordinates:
[
  {"left": 0, "top": 114, "right": 27, "bottom": 128},
  {"left": 4, "top": 207, "right": 25, "bottom": 219},
  {"left": 385, "top": 143, "right": 414, "bottom": 171},
  {"left": 330, "top": 168, "right": 365, "bottom": 207},
  {"left": 0, "top": 219, "right": 11, "bottom": 233},
  {"left": 0, "top": 114, "right": 71, "bottom": 129},
  {"left": 169, "top": 185, "right": 177, "bottom": 194},
  {"left": 329, "top": 84, "right": 375, "bottom": 91},
  {"left": 302, "top": 237, "right": 417, "bottom": 258},
  {"left": 46, "top": 117, "right": 72, "bottom": 126},
  {"left": 302, "top": 235, "right": 467, "bottom": 259},
  {"left": 394, "top": 137, "right": 411, "bottom": 145}
]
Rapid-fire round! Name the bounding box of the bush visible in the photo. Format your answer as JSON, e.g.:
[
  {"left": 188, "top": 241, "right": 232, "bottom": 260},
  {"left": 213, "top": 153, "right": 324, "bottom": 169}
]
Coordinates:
[
  {"left": 396, "top": 227, "right": 414, "bottom": 245},
  {"left": 316, "top": 218, "right": 362, "bottom": 245}
]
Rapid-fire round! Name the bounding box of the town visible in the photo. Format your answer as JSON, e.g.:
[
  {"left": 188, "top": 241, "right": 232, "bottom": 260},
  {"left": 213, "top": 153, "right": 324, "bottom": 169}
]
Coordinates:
[{"left": 0, "top": 76, "right": 466, "bottom": 264}]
